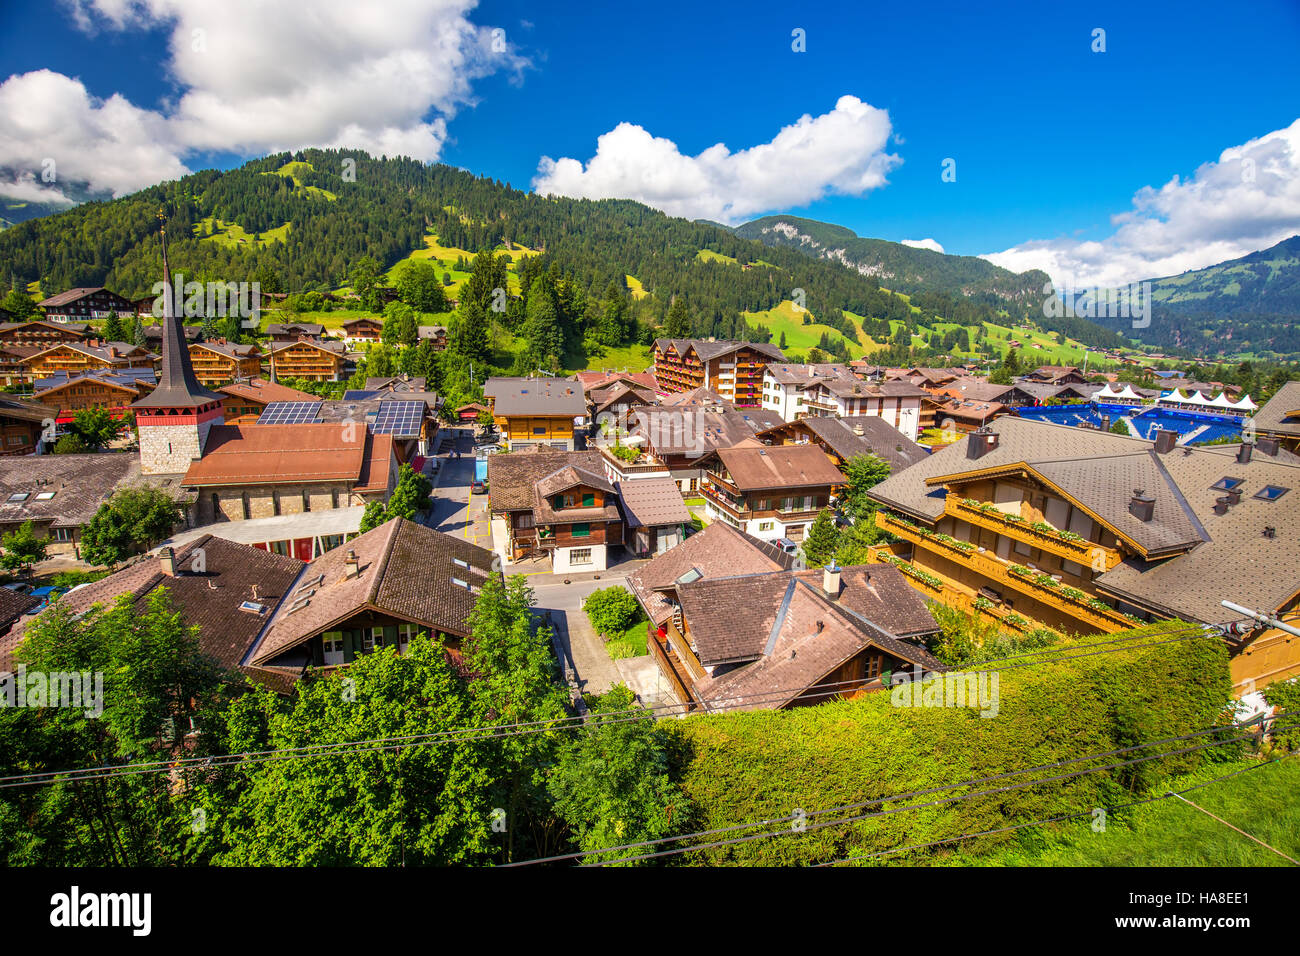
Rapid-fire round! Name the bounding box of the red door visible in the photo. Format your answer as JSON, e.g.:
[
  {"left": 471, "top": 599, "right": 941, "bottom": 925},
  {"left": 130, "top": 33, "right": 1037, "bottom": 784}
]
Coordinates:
[{"left": 293, "top": 538, "right": 314, "bottom": 561}]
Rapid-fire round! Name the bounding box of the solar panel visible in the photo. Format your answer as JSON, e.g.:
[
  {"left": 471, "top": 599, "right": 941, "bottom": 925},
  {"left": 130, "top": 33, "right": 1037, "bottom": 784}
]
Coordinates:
[
  {"left": 371, "top": 400, "right": 424, "bottom": 437},
  {"left": 256, "top": 401, "right": 323, "bottom": 425}
]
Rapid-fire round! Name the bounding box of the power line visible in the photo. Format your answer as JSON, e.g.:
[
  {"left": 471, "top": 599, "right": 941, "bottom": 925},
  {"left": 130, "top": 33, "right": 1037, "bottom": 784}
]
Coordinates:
[
  {"left": 819, "top": 755, "right": 1297, "bottom": 867},
  {"left": 504, "top": 714, "right": 1280, "bottom": 867}
]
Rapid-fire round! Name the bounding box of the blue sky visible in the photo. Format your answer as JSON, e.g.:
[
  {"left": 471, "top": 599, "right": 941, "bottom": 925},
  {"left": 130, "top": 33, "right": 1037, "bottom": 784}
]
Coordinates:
[{"left": 2, "top": 0, "right": 1298, "bottom": 286}]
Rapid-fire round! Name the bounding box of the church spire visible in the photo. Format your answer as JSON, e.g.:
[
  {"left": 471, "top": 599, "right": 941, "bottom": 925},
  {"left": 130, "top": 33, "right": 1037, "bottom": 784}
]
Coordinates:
[{"left": 132, "top": 210, "right": 222, "bottom": 409}]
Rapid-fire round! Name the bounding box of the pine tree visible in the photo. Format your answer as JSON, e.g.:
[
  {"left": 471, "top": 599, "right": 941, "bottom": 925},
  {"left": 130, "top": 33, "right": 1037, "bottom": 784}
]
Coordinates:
[
  {"left": 663, "top": 296, "right": 691, "bottom": 338},
  {"left": 802, "top": 509, "right": 841, "bottom": 568}
]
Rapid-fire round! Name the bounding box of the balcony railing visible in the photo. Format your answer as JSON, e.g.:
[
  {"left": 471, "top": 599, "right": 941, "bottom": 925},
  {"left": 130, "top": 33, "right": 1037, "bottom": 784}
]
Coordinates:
[
  {"left": 876, "top": 512, "right": 1139, "bottom": 632},
  {"left": 946, "top": 498, "right": 1122, "bottom": 571},
  {"left": 646, "top": 624, "right": 697, "bottom": 711}
]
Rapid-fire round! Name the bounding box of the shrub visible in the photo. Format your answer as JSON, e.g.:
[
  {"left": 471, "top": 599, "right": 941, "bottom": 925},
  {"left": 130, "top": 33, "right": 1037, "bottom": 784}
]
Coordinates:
[{"left": 584, "top": 586, "right": 641, "bottom": 637}]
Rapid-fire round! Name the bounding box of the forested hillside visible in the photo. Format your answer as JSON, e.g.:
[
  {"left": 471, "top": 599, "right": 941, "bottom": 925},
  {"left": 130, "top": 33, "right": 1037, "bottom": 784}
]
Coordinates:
[{"left": 0, "top": 149, "right": 1125, "bottom": 359}]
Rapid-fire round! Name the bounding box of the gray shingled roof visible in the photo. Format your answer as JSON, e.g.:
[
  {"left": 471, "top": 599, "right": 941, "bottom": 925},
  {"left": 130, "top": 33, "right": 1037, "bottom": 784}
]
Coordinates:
[
  {"left": 1253, "top": 381, "right": 1300, "bottom": 439},
  {"left": 615, "top": 477, "right": 691, "bottom": 528},
  {"left": 484, "top": 377, "right": 586, "bottom": 417}
]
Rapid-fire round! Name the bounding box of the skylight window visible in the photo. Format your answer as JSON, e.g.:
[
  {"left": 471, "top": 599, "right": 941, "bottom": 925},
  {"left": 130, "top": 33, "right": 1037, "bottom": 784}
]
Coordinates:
[
  {"left": 7, "top": 493, "right": 28, "bottom": 502},
  {"left": 452, "top": 557, "right": 469, "bottom": 569},
  {"left": 1211, "top": 477, "right": 1244, "bottom": 492},
  {"left": 239, "top": 601, "right": 266, "bottom": 614},
  {"left": 35, "top": 491, "right": 55, "bottom": 500},
  {"left": 1254, "top": 485, "right": 1290, "bottom": 501},
  {"left": 452, "top": 577, "right": 469, "bottom": 589}
]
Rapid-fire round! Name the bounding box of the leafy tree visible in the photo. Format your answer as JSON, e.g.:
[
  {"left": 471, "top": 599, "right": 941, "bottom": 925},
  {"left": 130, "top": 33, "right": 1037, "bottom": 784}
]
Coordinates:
[
  {"left": 463, "top": 574, "right": 568, "bottom": 861},
  {"left": 358, "top": 499, "right": 388, "bottom": 533},
  {"left": 461, "top": 248, "right": 507, "bottom": 316},
  {"left": 0, "top": 287, "right": 37, "bottom": 320},
  {"left": 840, "top": 453, "right": 892, "bottom": 519},
  {"left": 393, "top": 259, "right": 450, "bottom": 314},
  {"left": 0, "top": 590, "right": 226, "bottom": 865},
  {"left": 583, "top": 585, "right": 640, "bottom": 636},
  {"left": 801, "top": 509, "right": 841, "bottom": 567},
  {"left": 69, "top": 408, "right": 124, "bottom": 450},
  {"left": 349, "top": 255, "right": 384, "bottom": 312},
  {"left": 80, "top": 486, "right": 184, "bottom": 567},
  {"left": 52, "top": 433, "right": 87, "bottom": 455},
  {"left": 208, "top": 638, "right": 498, "bottom": 865},
  {"left": 523, "top": 276, "right": 563, "bottom": 367},
  {"left": 357, "top": 464, "right": 432, "bottom": 531},
  {"left": 381, "top": 301, "right": 418, "bottom": 348},
  {"left": 451, "top": 298, "right": 490, "bottom": 368},
  {"left": 549, "top": 684, "right": 690, "bottom": 863},
  {"left": 0, "top": 520, "right": 47, "bottom": 572}
]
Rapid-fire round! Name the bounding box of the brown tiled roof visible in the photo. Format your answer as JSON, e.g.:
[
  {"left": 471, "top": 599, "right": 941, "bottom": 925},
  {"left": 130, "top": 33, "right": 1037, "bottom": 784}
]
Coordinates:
[
  {"left": 575, "top": 370, "right": 658, "bottom": 391},
  {"left": 355, "top": 433, "right": 396, "bottom": 492},
  {"left": 629, "top": 406, "right": 784, "bottom": 457},
  {"left": 682, "top": 564, "right": 941, "bottom": 709},
  {"left": 1253, "top": 381, "right": 1300, "bottom": 439},
  {"left": 654, "top": 338, "right": 786, "bottom": 362},
  {"left": 0, "top": 588, "right": 38, "bottom": 629},
  {"left": 249, "top": 518, "right": 497, "bottom": 666},
  {"left": 5, "top": 535, "right": 305, "bottom": 675},
  {"left": 487, "top": 448, "right": 605, "bottom": 512},
  {"left": 266, "top": 323, "right": 325, "bottom": 336},
  {"left": 626, "top": 521, "right": 790, "bottom": 625},
  {"left": 615, "top": 477, "right": 691, "bottom": 528},
  {"left": 758, "top": 417, "right": 927, "bottom": 472},
  {"left": 532, "top": 464, "right": 621, "bottom": 524},
  {"left": 192, "top": 340, "right": 260, "bottom": 359},
  {"left": 182, "top": 423, "right": 368, "bottom": 486},
  {"left": 710, "top": 444, "right": 846, "bottom": 491},
  {"left": 0, "top": 453, "right": 144, "bottom": 528},
  {"left": 0, "top": 394, "right": 59, "bottom": 424},
  {"left": 37, "top": 287, "right": 110, "bottom": 308},
  {"left": 217, "top": 378, "right": 319, "bottom": 404}
]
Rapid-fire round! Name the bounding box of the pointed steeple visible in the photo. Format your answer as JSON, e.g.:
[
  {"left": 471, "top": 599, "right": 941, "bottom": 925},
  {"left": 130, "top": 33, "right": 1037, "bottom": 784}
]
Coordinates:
[{"left": 133, "top": 211, "right": 222, "bottom": 409}]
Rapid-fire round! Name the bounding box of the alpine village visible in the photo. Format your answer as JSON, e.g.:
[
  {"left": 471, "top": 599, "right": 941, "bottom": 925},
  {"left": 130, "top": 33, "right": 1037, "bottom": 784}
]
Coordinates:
[{"left": 0, "top": 151, "right": 1298, "bottom": 870}]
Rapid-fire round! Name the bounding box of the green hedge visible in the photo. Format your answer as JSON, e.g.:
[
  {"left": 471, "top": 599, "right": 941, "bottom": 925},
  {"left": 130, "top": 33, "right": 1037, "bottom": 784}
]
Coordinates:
[{"left": 663, "top": 621, "right": 1234, "bottom": 865}]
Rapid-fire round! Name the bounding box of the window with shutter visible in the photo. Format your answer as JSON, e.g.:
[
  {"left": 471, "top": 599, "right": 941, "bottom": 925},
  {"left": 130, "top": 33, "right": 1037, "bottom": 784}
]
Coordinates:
[{"left": 582, "top": 492, "right": 595, "bottom": 507}]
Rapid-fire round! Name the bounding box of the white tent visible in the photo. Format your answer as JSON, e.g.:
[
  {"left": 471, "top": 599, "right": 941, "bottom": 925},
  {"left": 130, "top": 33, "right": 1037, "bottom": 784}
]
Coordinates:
[
  {"left": 1093, "top": 383, "right": 1123, "bottom": 400},
  {"left": 1159, "top": 388, "right": 1189, "bottom": 403},
  {"left": 1230, "top": 393, "right": 1258, "bottom": 412},
  {"left": 1114, "top": 384, "right": 1144, "bottom": 402},
  {"left": 1184, "top": 390, "right": 1213, "bottom": 406},
  {"left": 1208, "top": 392, "right": 1235, "bottom": 409}
]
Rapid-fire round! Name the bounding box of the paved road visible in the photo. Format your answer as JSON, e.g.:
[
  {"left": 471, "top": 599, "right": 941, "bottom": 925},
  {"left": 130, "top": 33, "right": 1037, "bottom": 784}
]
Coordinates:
[
  {"left": 425, "top": 428, "right": 491, "bottom": 549},
  {"left": 530, "top": 574, "right": 625, "bottom": 697}
]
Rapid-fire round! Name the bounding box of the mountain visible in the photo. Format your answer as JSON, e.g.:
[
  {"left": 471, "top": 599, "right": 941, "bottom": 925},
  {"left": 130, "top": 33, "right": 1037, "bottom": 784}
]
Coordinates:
[
  {"left": 0, "top": 151, "right": 1127, "bottom": 361},
  {"left": 1081, "top": 236, "right": 1300, "bottom": 358},
  {"left": 734, "top": 214, "right": 1051, "bottom": 310}
]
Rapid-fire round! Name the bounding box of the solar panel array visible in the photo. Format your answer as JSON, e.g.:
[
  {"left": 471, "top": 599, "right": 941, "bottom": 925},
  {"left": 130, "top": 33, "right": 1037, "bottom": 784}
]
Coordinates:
[
  {"left": 371, "top": 400, "right": 424, "bottom": 437},
  {"left": 256, "top": 401, "right": 323, "bottom": 425}
]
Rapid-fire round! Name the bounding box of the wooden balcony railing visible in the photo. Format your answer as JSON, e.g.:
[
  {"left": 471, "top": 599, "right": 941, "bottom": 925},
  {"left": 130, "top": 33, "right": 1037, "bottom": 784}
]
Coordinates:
[
  {"left": 647, "top": 624, "right": 696, "bottom": 711},
  {"left": 946, "top": 497, "right": 1122, "bottom": 571},
  {"left": 876, "top": 512, "right": 1138, "bottom": 632}
]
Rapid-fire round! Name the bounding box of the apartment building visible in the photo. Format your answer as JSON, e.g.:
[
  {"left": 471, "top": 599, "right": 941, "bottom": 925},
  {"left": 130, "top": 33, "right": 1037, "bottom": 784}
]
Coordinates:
[
  {"left": 700, "top": 442, "right": 845, "bottom": 542},
  {"left": 866, "top": 417, "right": 1300, "bottom": 692},
  {"left": 653, "top": 338, "right": 786, "bottom": 407}
]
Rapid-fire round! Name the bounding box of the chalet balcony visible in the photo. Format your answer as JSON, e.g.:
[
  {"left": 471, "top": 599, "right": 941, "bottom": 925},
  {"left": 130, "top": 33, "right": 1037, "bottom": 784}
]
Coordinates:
[
  {"left": 646, "top": 623, "right": 698, "bottom": 712},
  {"left": 945, "top": 497, "right": 1122, "bottom": 571},
  {"left": 875, "top": 513, "right": 1138, "bottom": 632}
]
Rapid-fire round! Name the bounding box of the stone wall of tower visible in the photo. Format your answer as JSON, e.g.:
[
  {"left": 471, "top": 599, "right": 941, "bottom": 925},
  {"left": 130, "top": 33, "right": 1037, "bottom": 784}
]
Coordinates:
[{"left": 138, "top": 415, "right": 215, "bottom": 475}]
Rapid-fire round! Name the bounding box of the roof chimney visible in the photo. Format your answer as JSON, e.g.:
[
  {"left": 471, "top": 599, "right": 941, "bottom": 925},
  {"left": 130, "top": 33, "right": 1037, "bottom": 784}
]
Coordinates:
[
  {"left": 852, "top": 423, "right": 864, "bottom": 437},
  {"left": 966, "top": 427, "right": 1000, "bottom": 460},
  {"left": 822, "top": 562, "right": 842, "bottom": 599},
  {"left": 1256, "top": 437, "right": 1280, "bottom": 457},
  {"left": 1236, "top": 442, "right": 1253, "bottom": 464},
  {"left": 1153, "top": 429, "right": 1178, "bottom": 454},
  {"left": 159, "top": 546, "right": 176, "bottom": 577},
  {"left": 1226, "top": 487, "right": 1243, "bottom": 506},
  {"left": 343, "top": 549, "right": 359, "bottom": 579},
  {"left": 1128, "top": 490, "right": 1155, "bottom": 522},
  {"left": 1213, "top": 496, "right": 1231, "bottom": 516}
]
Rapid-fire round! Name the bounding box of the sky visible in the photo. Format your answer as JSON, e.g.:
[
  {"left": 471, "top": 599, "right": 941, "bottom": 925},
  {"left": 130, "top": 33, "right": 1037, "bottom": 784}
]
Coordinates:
[{"left": 1, "top": 0, "right": 1299, "bottom": 291}]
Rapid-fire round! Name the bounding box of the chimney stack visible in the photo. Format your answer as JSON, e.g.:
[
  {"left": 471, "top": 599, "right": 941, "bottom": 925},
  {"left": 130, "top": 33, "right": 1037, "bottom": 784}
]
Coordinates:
[
  {"left": 1237, "top": 442, "right": 1253, "bottom": 464},
  {"left": 1256, "top": 437, "right": 1280, "bottom": 457},
  {"left": 852, "top": 423, "right": 864, "bottom": 437},
  {"left": 1128, "top": 490, "right": 1155, "bottom": 522},
  {"left": 1226, "top": 488, "right": 1242, "bottom": 506},
  {"left": 1213, "top": 496, "right": 1231, "bottom": 516},
  {"left": 1154, "top": 429, "right": 1178, "bottom": 454},
  {"left": 159, "top": 546, "right": 176, "bottom": 577},
  {"left": 344, "top": 549, "right": 359, "bottom": 579},
  {"left": 822, "top": 562, "right": 842, "bottom": 599},
  {"left": 966, "top": 427, "right": 1000, "bottom": 460}
]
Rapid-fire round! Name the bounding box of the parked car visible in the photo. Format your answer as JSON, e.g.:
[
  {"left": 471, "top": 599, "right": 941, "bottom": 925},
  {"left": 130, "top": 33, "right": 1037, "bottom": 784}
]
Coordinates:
[
  {"left": 775, "top": 537, "right": 799, "bottom": 555},
  {"left": 470, "top": 480, "right": 486, "bottom": 495}
]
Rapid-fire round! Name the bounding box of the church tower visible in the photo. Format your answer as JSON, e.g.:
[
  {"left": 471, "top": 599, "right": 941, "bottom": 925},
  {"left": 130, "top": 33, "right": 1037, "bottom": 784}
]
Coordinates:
[{"left": 134, "top": 214, "right": 225, "bottom": 475}]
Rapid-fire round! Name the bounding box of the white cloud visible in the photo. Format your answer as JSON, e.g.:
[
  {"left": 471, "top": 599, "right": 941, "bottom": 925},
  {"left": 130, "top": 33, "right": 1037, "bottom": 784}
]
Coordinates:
[
  {"left": 901, "top": 238, "right": 944, "bottom": 253},
  {"left": 532, "top": 95, "right": 901, "bottom": 224},
  {"left": 0, "top": 0, "right": 525, "bottom": 204},
  {"left": 983, "top": 119, "right": 1300, "bottom": 290}
]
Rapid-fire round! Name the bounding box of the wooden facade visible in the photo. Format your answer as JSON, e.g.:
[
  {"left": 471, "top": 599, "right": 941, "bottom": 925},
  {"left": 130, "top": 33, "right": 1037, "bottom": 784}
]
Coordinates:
[
  {"left": 187, "top": 342, "right": 262, "bottom": 386},
  {"left": 23, "top": 343, "right": 153, "bottom": 378},
  {"left": 268, "top": 340, "right": 344, "bottom": 381}
]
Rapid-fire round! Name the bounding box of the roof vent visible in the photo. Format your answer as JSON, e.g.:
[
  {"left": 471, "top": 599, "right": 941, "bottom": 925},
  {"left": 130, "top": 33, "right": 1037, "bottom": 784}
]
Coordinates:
[
  {"left": 158, "top": 546, "right": 176, "bottom": 577},
  {"left": 1129, "top": 490, "right": 1155, "bottom": 522},
  {"left": 1263, "top": 526, "right": 1276, "bottom": 539},
  {"left": 1236, "top": 442, "right": 1253, "bottom": 464},
  {"left": 1153, "top": 429, "right": 1178, "bottom": 454},
  {"left": 1212, "top": 496, "right": 1231, "bottom": 516},
  {"left": 343, "top": 549, "right": 359, "bottom": 579}
]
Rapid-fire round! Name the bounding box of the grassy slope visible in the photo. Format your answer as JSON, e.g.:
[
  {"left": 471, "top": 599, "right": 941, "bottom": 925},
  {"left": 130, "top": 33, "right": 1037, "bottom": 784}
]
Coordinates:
[{"left": 941, "top": 757, "right": 1300, "bottom": 867}]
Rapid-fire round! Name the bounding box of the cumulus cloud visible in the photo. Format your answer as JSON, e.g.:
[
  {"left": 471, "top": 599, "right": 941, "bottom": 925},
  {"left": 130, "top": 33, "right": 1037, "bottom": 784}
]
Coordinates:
[
  {"left": 532, "top": 95, "right": 901, "bottom": 224},
  {"left": 983, "top": 119, "right": 1300, "bottom": 290},
  {"left": 0, "top": 0, "right": 525, "bottom": 203},
  {"left": 901, "top": 238, "right": 944, "bottom": 253}
]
